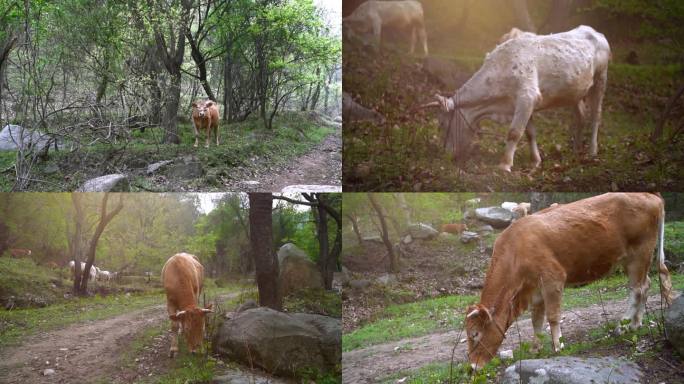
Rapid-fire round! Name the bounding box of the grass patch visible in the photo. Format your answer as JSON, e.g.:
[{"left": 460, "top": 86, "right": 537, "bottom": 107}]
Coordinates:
[
  {"left": 284, "top": 288, "right": 342, "bottom": 318},
  {"left": 25, "top": 112, "right": 334, "bottom": 191},
  {"left": 665, "top": 221, "right": 684, "bottom": 262},
  {"left": 344, "top": 273, "right": 684, "bottom": 352},
  {"left": 0, "top": 257, "right": 67, "bottom": 307},
  {"left": 151, "top": 353, "right": 216, "bottom": 384},
  {"left": 0, "top": 151, "right": 15, "bottom": 191}
]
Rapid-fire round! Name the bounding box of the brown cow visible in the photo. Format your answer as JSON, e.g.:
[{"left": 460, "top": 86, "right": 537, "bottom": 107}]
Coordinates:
[
  {"left": 161, "top": 253, "right": 213, "bottom": 357},
  {"left": 9, "top": 248, "right": 31, "bottom": 258},
  {"left": 191, "top": 99, "right": 220, "bottom": 148},
  {"left": 440, "top": 223, "right": 468, "bottom": 235},
  {"left": 465, "top": 193, "right": 673, "bottom": 370}
]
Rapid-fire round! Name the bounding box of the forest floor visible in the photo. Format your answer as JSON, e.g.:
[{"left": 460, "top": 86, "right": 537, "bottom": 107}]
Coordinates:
[
  {"left": 0, "top": 111, "right": 340, "bottom": 192},
  {"left": 342, "top": 38, "right": 684, "bottom": 191},
  {"left": 0, "top": 289, "right": 282, "bottom": 384},
  {"left": 225, "top": 121, "right": 342, "bottom": 192},
  {"left": 341, "top": 234, "right": 684, "bottom": 383}
]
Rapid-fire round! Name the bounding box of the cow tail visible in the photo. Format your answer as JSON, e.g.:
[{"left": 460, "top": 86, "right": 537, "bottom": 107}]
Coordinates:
[{"left": 657, "top": 203, "right": 673, "bottom": 306}]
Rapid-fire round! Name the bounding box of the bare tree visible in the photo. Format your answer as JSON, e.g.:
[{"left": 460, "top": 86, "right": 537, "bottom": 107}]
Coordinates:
[
  {"left": 367, "top": 194, "right": 398, "bottom": 272},
  {"left": 249, "top": 193, "right": 281, "bottom": 310},
  {"left": 70, "top": 193, "right": 124, "bottom": 295}
]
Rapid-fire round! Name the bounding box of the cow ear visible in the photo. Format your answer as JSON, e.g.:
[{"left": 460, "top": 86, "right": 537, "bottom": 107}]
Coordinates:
[
  {"left": 206, "top": 101, "right": 214, "bottom": 107},
  {"left": 192, "top": 102, "right": 197, "bottom": 108},
  {"left": 466, "top": 304, "right": 492, "bottom": 323},
  {"left": 170, "top": 310, "right": 186, "bottom": 321}
]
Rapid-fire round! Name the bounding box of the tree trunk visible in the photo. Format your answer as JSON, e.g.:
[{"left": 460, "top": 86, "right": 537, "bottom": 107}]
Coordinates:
[
  {"left": 346, "top": 213, "right": 364, "bottom": 245},
  {"left": 187, "top": 29, "right": 216, "bottom": 101},
  {"left": 310, "top": 67, "right": 322, "bottom": 111},
  {"left": 223, "top": 48, "right": 233, "bottom": 121},
  {"left": 511, "top": 0, "right": 536, "bottom": 32},
  {"left": 163, "top": 71, "right": 182, "bottom": 144},
  {"left": 367, "top": 194, "right": 398, "bottom": 272},
  {"left": 653, "top": 82, "right": 684, "bottom": 142},
  {"left": 0, "top": 32, "right": 18, "bottom": 123},
  {"left": 315, "top": 198, "right": 331, "bottom": 289},
  {"left": 249, "top": 193, "right": 281, "bottom": 310}
]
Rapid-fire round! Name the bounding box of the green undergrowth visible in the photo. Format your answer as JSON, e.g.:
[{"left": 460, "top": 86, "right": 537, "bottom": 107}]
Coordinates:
[
  {"left": 153, "top": 353, "right": 216, "bottom": 384},
  {"left": 0, "top": 257, "right": 68, "bottom": 307},
  {"left": 284, "top": 288, "right": 342, "bottom": 318},
  {"left": 343, "top": 273, "right": 684, "bottom": 352},
  {"left": 381, "top": 310, "right": 674, "bottom": 384},
  {"left": 4, "top": 112, "right": 333, "bottom": 191}
]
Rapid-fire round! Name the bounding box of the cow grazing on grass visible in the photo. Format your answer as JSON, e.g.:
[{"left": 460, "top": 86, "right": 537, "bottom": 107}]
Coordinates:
[
  {"left": 419, "top": 26, "right": 610, "bottom": 172},
  {"left": 191, "top": 100, "right": 220, "bottom": 148},
  {"left": 344, "top": 0, "right": 428, "bottom": 56},
  {"left": 441, "top": 223, "right": 468, "bottom": 235},
  {"left": 464, "top": 193, "right": 673, "bottom": 370},
  {"left": 9, "top": 248, "right": 31, "bottom": 258},
  {"left": 97, "top": 270, "right": 113, "bottom": 282},
  {"left": 161, "top": 253, "right": 213, "bottom": 357}
]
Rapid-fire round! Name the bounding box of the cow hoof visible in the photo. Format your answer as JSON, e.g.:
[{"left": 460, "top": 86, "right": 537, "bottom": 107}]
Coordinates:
[
  {"left": 193, "top": 144, "right": 198, "bottom": 148},
  {"left": 497, "top": 163, "right": 512, "bottom": 173},
  {"left": 169, "top": 350, "right": 176, "bottom": 358}
]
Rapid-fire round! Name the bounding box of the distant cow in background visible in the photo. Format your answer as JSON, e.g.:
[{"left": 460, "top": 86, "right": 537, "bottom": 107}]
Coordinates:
[
  {"left": 441, "top": 223, "right": 468, "bottom": 235},
  {"left": 68, "top": 260, "right": 98, "bottom": 282},
  {"left": 9, "top": 248, "right": 31, "bottom": 258},
  {"left": 344, "top": 0, "right": 428, "bottom": 56},
  {"left": 162, "top": 253, "right": 213, "bottom": 357},
  {"left": 191, "top": 99, "right": 220, "bottom": 148}
]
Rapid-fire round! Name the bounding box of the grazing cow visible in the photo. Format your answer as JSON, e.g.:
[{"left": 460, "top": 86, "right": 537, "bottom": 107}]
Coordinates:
[
  {"left": 191, "top": 99, "right": 220, "bottom": 148},
  {"left": 9, "top": 248, "right": 31, "bottom": 258},
  {"left": 161, "top": 253, "right": 213, "bottom": 357},
  {"left": 419, "top": 26, "right": 610, "bottom": 171},
  {"left": 464, "top": 193, "right": 673, "bottom": 370},
  {"left": 46, "top": 261, "right": 59, "bottom": 269},
  {"left": 501, "top": 202, "right": 531, "bottom": 217},
  {"left": 344, "top": 0, "right": 428, "bottom": 56},
  {"left": 68, "top": 260, "right": 98, "bottom": 282},
  {"left": 97, "top": 270, "right": 112, "bottom": 282},
  {"left": 441, "top": 223, "right": 468, "bottom": 235}
]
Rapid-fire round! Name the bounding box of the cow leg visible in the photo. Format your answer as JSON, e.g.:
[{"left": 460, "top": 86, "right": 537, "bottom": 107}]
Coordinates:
[
  {"left": 410, "top": 27, "right": 417, "bottom": 55},
  {"left": 572, "top": 102, "right": 585, "bottom": 154},
  {"left": 167, "top": 302, "right": 180, "bottom": 357},
  {"left": 499, "top": 97, "right": 535, "bottom": 172},
  {"left": 215, "top": 121, "right": 220, "bottom": 146},
  {"left": 371, "top": 15, "right": 382, "bottom": 50},
  {"left": 622, "top": 255, "right": 650, "bottom": 329},
  {"left": 418, "top": 25, "right": 428, "bottom": 56},
  {"left": 525, "top": 118, "right": 542, "bottom": 168},
  {"left": 539, "top": 262, "right": 566, "bottom": 352},
  {"left": 530, "top": 289, "right": 545, "bottom": 352},
  {"left": 587, "top": 70, "right": 607, "bottom": 156},
  {"left": 192, "top": 120, "right": 199, "bottom": 148}
]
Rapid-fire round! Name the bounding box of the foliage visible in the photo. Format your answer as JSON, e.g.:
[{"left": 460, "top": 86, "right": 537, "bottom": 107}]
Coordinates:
[
  {"left": 284, "top": 288, "right": 342, "bottom": 317},
  {"left": 664, "top": 221, "right": 684, "bottom": 261}
]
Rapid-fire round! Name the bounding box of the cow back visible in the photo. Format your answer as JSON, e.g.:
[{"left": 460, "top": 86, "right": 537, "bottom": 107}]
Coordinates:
[{"left": 162, "top": 253, "right": 204, "bottom": 308}]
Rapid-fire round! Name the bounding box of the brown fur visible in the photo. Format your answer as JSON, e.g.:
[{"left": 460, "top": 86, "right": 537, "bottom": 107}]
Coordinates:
[
  {"left": 9, "top": 248, "right": 31, "bottom": 258},
  {"left": 465, "top": 193, "right": 673, "bottom": 369},
  {"left": 440, "top": 223, "right": 468, "bottom": 234},
  {"left": 161, "top": 253, "right": 213, "bottom": 356},
  {"left": 191, "top": 100, "right": 220, "bottom": 148}
]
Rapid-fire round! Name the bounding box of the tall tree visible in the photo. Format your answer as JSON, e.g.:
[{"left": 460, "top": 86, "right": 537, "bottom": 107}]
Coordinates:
[
  {"left": 367, "top": 194, "right": 398, "bottom": 273},
  {"left": 249, "top": 193, "right": 281, "bottom": 310}
]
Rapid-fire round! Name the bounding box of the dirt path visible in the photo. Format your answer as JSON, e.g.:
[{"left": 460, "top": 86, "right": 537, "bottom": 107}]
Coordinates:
[
  {"left": 342, "top": 294, "right": 671, "bottom": 383},
  {"left": 0, "top": 292, "right": 243, "bottom": 384},
  {"left": 233, "top": 127, "right": 342, "bottom": 192}
]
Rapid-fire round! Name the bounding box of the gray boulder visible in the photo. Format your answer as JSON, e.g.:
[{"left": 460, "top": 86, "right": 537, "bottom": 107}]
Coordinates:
[
  {"left": 501, "top": 356, "right": 643, "bottom": 384},
  {"left": 236, "top": 300, "right": 258, "bottom": 313},
  {"left": 476, "top": 224, "right": 494, "bottom": 234},
  {"left": 213, "top": 307, "right": 340, "bottom": 377},
  {"left": 277, "top": 243, "right": 323, "bottom": 296},
  {"left": 167, "top": 159, "right": 203, "bottom": 179},
  {"left": 376, "top": 273, "right": 397, "bottom": 286},
  {"left": 0, "top": 125, "right": 52, "bottom": 151},
  {"left": 349, "top": 279, "right": 371, "bottom": 290},
  {"left": 77, "top": 174, "right": 129, "bottom": 192},
  {"left": 475, "top": 207, "right": 514, "bottom": 228},
  {"left": 343, "top": 92, "right": 385, "bottom": 124},
  {"left": 402, "top": 234, "right": 413, "bottom": 244},
  {"left": 212, "top": 370, "right": 289, "bottom": 384},
  {"left": 665, "top": 294, "right": 684, "bottom": 356},
  {"left": 146, "top": 160, "right": 173, "bottom": 175},
  {"left": 460, "top": 231, "right": 480, "bottom": 244},
  {"left": 408, "top": 223, "right": 439, "bottom": 240}
]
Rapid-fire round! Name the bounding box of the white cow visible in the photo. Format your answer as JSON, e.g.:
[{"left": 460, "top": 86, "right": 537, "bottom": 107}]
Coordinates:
[
  {"left": 97, "top": 270, "right": 112, "bottom": 282},
  {"left": 344, "top": 0, "right": 428, "bottom": 56},
  {"left": 68, "top": 260, "right": 98, "bottom": 282},
  {"left": 420, "top": 25, "right": 610, "bottom": 172}
]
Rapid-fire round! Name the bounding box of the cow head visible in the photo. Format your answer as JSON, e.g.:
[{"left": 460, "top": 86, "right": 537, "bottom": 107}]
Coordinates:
[
  {"left": 435, "top": 94, "right": 475, "bottom": 165},
  {"left": 343, "top": 17, "right": 372, "bottom": 44},
  {"left": 464, "top": 304, "right": 504, "bottom": 370},
  {"left": 171, "top": 304, "right": 214, "bottom": 353},
  {"left": 192, "top": 100, "right": 215, "bottom": 118}
]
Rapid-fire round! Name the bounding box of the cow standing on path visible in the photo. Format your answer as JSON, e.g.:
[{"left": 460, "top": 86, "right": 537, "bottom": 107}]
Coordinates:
[
  {"left": 161, "top": 253, "right": 213, "bottom": 357},
  {"left": 191, "top": 100, "right": 220, "bottom": 148},
  {"left": 464, "top": 193, "right": 673, "bottom": 370}
]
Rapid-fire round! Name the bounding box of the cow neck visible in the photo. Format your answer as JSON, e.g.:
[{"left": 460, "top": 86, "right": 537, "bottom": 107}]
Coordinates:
[{"left": 478, "top": 251, "right": 523, "bottom": 337}]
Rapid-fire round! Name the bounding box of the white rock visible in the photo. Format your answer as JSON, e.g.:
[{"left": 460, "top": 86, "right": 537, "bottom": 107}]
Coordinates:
[
  {"left": 43, "top": 369, "right": 55, "bottom": 376},
  {"left": 499, "top": 349, "right": 514, "bottom": 359}
]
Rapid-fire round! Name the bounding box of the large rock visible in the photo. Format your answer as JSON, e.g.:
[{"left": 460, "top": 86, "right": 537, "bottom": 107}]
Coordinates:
[
  {"left": 0, "top": 125, "right": 52, "bottom": 151},
  {"left": 460, "top": 231, "right": 480, "bottom": 244},
  {"left": 213, "top": 307, "right": 340, "bottom": 377},
  {"left": 501, "top": 357, "right": 643, "bottom": 384},
  {"left": 277, "top": 243, "right": 323, "bottom": 296},
  {"left": 77, "top": 174, "right": 129, "bottom": 192},
  {"left": 167, "top": 159, "right": 203, "bottom": 179},
  {"left": 475, "top": 207, "right": 514, "bottom": 228},
  {"left": 665, "top": 295, "right": 684, "bottom": 356},
  {"left": 407, "top": 223, "right": 439, "bottom": 240}
]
